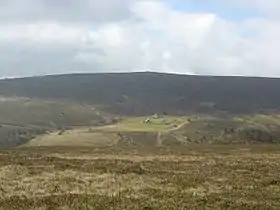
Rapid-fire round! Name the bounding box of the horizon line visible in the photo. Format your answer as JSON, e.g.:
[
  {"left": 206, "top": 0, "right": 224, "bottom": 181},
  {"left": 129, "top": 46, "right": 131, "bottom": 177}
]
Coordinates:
[{"left": 0, "top": 71, "right": 279, "bottom": 80}]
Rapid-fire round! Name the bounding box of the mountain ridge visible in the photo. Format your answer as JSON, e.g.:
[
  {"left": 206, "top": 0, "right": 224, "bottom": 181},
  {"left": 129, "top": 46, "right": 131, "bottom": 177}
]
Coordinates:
[{"left": 0, "top": 72, "right": 280, "bottom": 115}]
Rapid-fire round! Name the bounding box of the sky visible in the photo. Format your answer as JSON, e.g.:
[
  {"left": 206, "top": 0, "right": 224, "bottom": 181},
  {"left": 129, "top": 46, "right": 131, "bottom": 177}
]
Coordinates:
[{"left": 1, "top": 0, "right": 280, "bottom": 78}]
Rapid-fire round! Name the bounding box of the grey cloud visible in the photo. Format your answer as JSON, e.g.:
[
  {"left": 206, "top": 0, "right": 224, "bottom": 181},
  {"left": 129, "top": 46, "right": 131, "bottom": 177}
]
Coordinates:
[
  {"left": 0, "top": 0, "right": 134, "bottom": 23},
  {"left": 0, "top": 43, "right": 122, "bottom": 78},
  {"left": 0, "top": 43, "right": 77, "bottom": 77}
]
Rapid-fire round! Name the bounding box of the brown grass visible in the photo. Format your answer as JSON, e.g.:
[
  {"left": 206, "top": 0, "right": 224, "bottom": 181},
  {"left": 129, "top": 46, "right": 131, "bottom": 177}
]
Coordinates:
[{"left": 0, "top": 146, "right": 280, "bottom": 209}]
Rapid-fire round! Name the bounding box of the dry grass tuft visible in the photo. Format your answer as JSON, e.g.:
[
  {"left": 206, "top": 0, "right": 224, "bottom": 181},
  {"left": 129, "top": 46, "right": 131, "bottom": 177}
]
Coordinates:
[{"left": 1, "top": 146, "right": 280, "bottom": 209}]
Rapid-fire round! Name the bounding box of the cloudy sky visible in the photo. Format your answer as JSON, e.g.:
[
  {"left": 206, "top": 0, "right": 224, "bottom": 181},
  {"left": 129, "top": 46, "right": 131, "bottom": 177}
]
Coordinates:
[{"left": 1, "top": 0, "right": 280, "bottom": 78}]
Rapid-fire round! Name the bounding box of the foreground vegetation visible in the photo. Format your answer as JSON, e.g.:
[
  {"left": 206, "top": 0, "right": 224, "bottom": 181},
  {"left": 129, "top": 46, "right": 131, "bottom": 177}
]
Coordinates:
[{"left": 1, "top": 146, "right": 280, "bottom": 209}]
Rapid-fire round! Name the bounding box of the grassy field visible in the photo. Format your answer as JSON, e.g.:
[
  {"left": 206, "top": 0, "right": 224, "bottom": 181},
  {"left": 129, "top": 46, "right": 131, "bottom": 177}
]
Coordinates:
[
  {"left": 24, "top": 115, "right": 188, "bottom": 147},
  {"left": 94, "top": 116, "right": 189, "bottom": 132},
  {"left": 24, "top": 114, "right": 280, "bottom": 148},
  {"left": 1, "top": 145, "right": 280, "bottom": 209},
  {"left": 2, "top": 110, "right": 280, "bottom": 209},
  {"left": 25, "top": 130, "right": 118, "bottom": 147}
]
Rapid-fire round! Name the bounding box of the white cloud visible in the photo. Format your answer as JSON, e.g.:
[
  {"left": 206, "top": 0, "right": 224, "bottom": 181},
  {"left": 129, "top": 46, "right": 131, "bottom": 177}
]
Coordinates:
[
  {"left": 0, "top": 0, "right": 280, "bottom": 77},
  {"left": 0, "top": 23, "right": 86, "bottom": 44}
]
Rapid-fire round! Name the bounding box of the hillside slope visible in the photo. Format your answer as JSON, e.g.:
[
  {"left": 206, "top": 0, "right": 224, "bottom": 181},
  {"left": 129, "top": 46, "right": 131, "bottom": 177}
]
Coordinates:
[
  {"left": 0, "top": 97, "right": 109, "bottom": 148},
  {"left": 0, "top": 72, "right": 280, "bottom": 115}
]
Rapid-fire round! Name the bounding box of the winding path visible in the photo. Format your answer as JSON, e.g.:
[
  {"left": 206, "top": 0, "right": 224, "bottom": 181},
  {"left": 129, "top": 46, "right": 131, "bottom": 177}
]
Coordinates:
[{"left": 156, "top": 121, "right": 189, "bottom": 146}]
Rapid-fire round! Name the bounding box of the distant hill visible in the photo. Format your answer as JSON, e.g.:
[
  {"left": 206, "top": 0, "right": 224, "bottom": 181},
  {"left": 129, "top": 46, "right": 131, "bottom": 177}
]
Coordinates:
[{"left": 0, "top": 72, "right": 280, "bottom": 115}]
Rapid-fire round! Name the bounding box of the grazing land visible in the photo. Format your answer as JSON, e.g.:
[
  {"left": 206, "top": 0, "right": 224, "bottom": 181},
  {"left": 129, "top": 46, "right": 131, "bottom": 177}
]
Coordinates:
[
  {"left": 1, "top": 146, "right": 280, "bottom": 209},
  {"left": 23, "top": 114, "right": 280, "bottom": 147}
]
